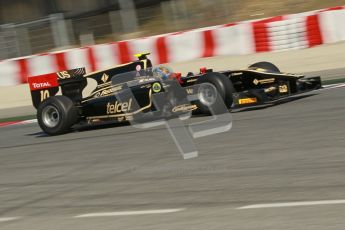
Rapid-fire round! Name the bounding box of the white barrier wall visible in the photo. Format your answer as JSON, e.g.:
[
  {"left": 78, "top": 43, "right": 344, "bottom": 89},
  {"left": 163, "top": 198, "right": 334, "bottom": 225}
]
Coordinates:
[
  {"left": 0, "top": 6, "right": 344, "bottom": 86},
  {"left": 319, "top": 9, "right": 345, "bottom": 43}
]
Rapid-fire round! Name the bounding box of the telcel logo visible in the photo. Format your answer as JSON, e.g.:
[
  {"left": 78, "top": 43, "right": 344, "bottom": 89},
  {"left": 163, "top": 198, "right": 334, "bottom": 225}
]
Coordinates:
[
  {"left": 107, "top": 99, "right": 132, "bottom": 114},
  {"left": 32, "top": 82, "right": 51, "bottom": 89}
]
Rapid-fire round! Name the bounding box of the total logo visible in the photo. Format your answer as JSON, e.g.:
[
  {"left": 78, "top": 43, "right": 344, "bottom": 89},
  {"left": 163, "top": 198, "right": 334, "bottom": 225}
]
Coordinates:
[
  {"left": 107, "top": 99, "right": 132, "bottom": 114},
  {"left": 32, "top": 82, "right": 52, "bottom": 89}
]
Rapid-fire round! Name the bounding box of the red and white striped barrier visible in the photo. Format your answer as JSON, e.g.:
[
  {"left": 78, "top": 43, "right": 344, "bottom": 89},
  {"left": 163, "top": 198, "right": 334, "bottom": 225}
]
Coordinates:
[{"left": 0, "top": 6, "right": 345, "bottom": 86}]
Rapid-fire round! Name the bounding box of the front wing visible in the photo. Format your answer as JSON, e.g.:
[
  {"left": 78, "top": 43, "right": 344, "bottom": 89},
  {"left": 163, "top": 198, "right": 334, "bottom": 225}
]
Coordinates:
[{"left": 232, "top": 76, "right": 322, "bottom": 108}]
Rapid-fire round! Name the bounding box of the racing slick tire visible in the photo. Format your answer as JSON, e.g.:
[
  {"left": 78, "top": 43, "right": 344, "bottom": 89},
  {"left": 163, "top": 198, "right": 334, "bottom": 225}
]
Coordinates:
[
  {"left": 37, "top": 96, "right": 78, "bottom": 135},
  {"left": 195, "top": 72, "right": 234, "bottom": 114},
  {"left": 249, "top": 61, "right": 280, "bottom": 72}
]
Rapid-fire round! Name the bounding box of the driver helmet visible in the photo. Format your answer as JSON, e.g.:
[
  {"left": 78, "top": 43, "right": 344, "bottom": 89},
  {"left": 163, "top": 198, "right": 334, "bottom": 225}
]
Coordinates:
[{"left": 152, "top": 66, "right": 173, "bottom": 80}]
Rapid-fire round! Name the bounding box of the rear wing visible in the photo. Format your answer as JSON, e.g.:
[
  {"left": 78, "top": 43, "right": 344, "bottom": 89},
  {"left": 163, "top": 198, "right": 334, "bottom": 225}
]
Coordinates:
[{"left": 28, "top": 68, "right": 86, "bottom": 109}]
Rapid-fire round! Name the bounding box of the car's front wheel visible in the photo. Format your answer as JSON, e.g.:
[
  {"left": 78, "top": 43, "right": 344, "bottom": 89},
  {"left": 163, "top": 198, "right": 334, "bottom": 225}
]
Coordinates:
[
  {"left": 195, "top": 72, "right": 234, "bottom": 114},
  {"left": 37, "top": 96, "right": 78, "bottom": 135},
  {"left": 249, "top": 61, "right": 280, "bottom": 72}
]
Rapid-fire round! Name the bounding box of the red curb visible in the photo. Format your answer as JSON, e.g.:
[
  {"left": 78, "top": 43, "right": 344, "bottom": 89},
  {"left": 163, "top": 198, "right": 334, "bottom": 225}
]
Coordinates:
[{"left": 0, "top": 121, "right": 21, "bottom": 127}]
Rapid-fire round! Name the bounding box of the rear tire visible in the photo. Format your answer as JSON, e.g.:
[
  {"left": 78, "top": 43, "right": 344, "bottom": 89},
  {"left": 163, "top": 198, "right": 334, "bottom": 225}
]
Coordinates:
[
  {"left": 195, "top": 72, "right": 234, "bottom": 114},
  {"left": 37, "top": 96, "right": 78, "bottom": 135},
  {"left": 249, "top": 61, "right": 280, "bottom": 72}
]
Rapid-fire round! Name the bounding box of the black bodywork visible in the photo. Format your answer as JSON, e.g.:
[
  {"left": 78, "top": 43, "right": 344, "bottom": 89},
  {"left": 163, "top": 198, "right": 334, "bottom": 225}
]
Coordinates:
[
  {"left": 29, "top": 53, "right": 322, "bottom": 131},
  {"left": 179, "top": 66, "right": 321, "bottom": 108}
]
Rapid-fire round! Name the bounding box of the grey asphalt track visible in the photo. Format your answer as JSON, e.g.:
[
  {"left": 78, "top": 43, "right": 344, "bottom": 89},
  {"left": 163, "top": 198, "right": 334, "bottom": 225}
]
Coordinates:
[{"left": 0, "top": 87, "right": 344, "bottom": 230}]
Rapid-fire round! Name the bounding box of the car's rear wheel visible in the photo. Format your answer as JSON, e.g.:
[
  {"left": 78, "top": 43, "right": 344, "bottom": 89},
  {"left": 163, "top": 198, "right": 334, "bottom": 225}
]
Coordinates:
[
  {"left": 249, "top": 61, "right": 280, "bottom": 72},
  {"left": 195, "top": 72, "right": 234, "bottom": 114},
  {"left": 37, "top": 96, "right": 78, "bottom": 135}
]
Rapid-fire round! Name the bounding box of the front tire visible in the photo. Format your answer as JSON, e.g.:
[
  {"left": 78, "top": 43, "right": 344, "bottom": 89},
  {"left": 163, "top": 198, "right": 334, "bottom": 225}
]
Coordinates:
[
  {"left": 37, "top": 96, "right": 78, "bottom": 135},
  {"left": 195, "top": 72, "right": 234, "bottom": 114}
]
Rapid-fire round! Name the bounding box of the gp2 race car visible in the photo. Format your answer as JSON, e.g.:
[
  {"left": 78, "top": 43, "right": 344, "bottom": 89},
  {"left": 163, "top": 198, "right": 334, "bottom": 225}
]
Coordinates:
[{"left": 28, "top": 53, "right": 321, "bottom": 135}]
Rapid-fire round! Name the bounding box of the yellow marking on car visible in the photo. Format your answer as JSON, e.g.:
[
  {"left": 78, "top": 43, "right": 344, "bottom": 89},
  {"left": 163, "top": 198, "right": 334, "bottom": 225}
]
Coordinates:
[
  {"left": 101, "top": 73, "right": 109, "bottom": 83},
  {"left": 238, "top": 98, "right": 257, "bottom": 105},
  {"left": 152, "top": 82, "right": 162, "bottom": 93},
  {"left": 279, "top": 85, "right": 288, "bottom": 93}
]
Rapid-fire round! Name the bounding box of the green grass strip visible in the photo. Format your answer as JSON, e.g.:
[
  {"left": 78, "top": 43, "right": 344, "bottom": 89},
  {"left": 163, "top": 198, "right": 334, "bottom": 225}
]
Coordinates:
[
  {"left": 322, "top": 77, "right": 345, "bottom": 85},
  {"left": 0, "top": 114, "right": 36, "bottom": 123}
]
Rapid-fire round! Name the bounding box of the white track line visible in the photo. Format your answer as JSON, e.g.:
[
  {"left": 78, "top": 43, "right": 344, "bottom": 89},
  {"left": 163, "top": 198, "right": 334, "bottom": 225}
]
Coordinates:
[
  {"left": 21, "top": 119, "right": 37, "bottom": 124},
  {"left": 323, "top": 83, "right": 345, "bottom": 89},
  {"left": 237, "top": 199, "right": 345, "bottom": 209},
  {"left": 0, "top": 217, "right": 21, "bottom": 222},
  {"left": 74, "top": 208, "right": 185, "bottom": 218}
]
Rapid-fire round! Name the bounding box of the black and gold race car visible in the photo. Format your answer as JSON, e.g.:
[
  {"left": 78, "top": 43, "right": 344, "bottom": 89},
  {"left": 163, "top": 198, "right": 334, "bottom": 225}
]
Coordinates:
[
  {"left": 28, "top": 53, "right": 321, "bottom": 135},
  {"left": 180, "top": 61, "right": 321, "bottom": 111}
]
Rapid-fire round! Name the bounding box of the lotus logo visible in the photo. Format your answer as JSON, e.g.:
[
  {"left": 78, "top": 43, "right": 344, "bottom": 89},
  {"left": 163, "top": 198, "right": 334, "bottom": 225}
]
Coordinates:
[{"left": 152, "top": 82, "right": 162, "bottom": 93}]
